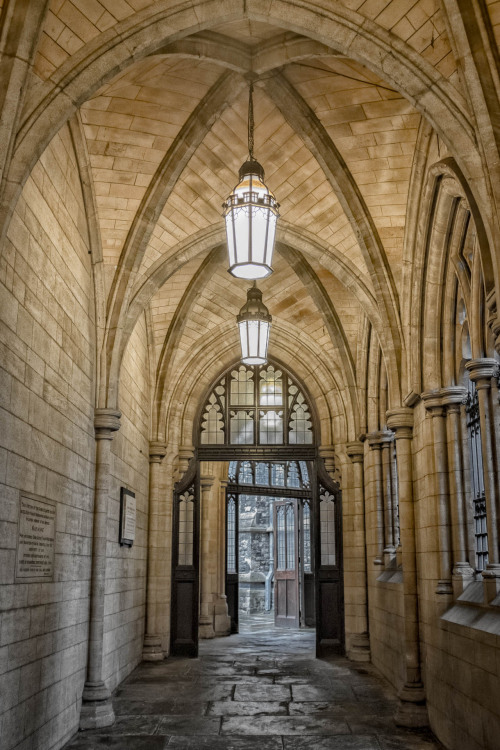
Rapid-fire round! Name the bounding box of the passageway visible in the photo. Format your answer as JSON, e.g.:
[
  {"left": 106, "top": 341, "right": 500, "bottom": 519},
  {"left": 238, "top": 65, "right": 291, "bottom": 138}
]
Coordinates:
[{"left": 64, "top": 622, "right": 443, "bottom": 749}]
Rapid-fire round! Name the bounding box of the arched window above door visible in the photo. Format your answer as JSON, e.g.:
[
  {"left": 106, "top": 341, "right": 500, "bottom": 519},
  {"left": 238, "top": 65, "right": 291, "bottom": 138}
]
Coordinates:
[{"left": 200, "top": 363, "right": 314, "bottom": 447}]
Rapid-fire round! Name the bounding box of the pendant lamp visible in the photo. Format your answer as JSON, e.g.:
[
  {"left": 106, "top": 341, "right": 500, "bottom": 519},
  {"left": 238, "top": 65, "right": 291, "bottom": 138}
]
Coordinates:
[
  {"left": 223, "top": 82, "right": 279, "bottom": 280},
  {"left": 237, "top": 283, "right": 271, "bottom": 365}
]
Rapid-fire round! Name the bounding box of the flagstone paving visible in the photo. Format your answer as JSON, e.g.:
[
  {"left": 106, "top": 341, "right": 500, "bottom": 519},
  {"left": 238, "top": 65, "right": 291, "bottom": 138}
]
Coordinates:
[{"left": 64, "top": 621, "right": 444, "bottom": 750}]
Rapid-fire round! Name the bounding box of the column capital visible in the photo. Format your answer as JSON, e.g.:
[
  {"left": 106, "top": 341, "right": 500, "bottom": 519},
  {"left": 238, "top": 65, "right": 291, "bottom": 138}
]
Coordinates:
[
  {"left": 345, "top": 441, "right": 364, "bottom": 463},
  {"left": 200, "top": 475, "right": 215, "bottom": 489},
  {"left": 366, "top": 430, "right": 393, "bottom": 449},
  {"left": 94, "top": 408, "right": 121, "bottom": 439},
  {"left": 149, "top": 441, "right": 167, "bottom": 463},
  {"left": 439, "top": 386, "right": 467, "bottom": 407},
  {"left": 466, "top": 358, "right": 499, "bottom": 387},
  {"left": 386, "top": 407, "right": 413, "bottom": 436},
  {"left": 421, "top": 391, "right": 445, "bottom": 416}
]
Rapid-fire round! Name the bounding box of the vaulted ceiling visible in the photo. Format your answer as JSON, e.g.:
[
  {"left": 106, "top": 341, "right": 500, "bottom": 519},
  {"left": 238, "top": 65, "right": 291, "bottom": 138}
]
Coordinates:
[{"left": 14, "top": 0, "right": 496, "bottom": 440}]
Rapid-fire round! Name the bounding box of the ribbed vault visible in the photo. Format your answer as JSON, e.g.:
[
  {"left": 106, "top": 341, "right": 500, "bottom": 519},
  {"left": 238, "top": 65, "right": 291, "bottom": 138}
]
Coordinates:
[{"left": 3, "top": 0, "right": 500, "bottom": 451}]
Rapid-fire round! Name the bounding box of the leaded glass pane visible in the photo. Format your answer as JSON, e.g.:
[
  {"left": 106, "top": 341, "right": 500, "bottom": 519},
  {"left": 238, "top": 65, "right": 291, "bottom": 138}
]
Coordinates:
[
  {"left": 287, "top": 462, "right": 300, "bottom": 488},
  {"left": 227, "top": 497, "right": 236, "bottom": 573},
  {"left": 286, "top": 505, "right": 295, "bottom": 569},
  {"left": 303, "top": 502, "right": 311, "bottom": 573},
  {"left": 277, "top": 506, "right": 285, "bottom": 570},
  {"left": 259, "top": 410, "right": 283, "bottom": 444},
  {"left": 238, "top": 461, "right": 253, "bottom": 484},
  {"left": 299, "top": 461, "right": 310, "bottom": 487},
  {"left": 259, "top": 366, "right": 283, "bottom": 406},
  {"left": 178, "top": 490, "right": 194, "bottom": 566},
  {"left": 271, "top": 463, "right": 285, "bottom": 486},
  {"left": 320, "top": 489, "right": 336, "bottom": 566},
  {"left": 230, "top": 410, "right": 254, "bottom": 444},
  {"left": 230, "top": 366, "right": 254, "bottom": 406},
  {"left": 255, "top": 462, "right": 269, "bottom": 484}
]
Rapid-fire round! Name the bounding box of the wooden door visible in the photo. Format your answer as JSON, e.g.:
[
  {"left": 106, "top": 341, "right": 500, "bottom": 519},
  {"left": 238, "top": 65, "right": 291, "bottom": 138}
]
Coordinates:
[
  {"left": 315, "top": 465, "right": 344, "bottom": 656},
  {"left": 225, "top": 491, "right": 239, "bottom": 633},
  {"left": 170, "top": 466, "right": 199, "bottom": 656},
  {"left": 273, "top": 499, "right": 300, "bottom": 628}
]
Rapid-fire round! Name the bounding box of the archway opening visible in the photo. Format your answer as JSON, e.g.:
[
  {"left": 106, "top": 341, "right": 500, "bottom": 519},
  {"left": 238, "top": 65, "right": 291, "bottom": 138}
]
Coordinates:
[{"left": 170, "top": 360, "right": 344, "bottom": 658}]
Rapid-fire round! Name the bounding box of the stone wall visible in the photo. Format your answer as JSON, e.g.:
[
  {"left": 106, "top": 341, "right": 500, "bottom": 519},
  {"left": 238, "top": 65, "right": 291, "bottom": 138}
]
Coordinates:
[
  {"left": 238, "top": 494, "right": 273, "bottom": 614},
  {"left": 104, "top": 314, "right": 151, "bottom": 691},
  {"left": 0, "top": 127, "right": 95, "bottom": 750}
]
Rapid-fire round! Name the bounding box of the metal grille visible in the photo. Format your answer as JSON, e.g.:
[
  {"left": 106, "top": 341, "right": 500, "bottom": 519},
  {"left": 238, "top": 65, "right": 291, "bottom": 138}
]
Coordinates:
[{"left": 466, "top": 378, "right": 488, "bottom": 570}]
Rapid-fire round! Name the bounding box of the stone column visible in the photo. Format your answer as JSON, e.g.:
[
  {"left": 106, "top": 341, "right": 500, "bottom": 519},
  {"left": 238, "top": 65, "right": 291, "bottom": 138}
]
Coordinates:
[
  {"left": 366, "top": 432, "right": 391, "bottom": 565},
  {"left": 466, "top": 359, "right": 500, "bottom": 596},
  {"left": 80, "top": 408, "right": 121, "bottom": 730},
  {"left": 422, "top": 394, "right": 453, "bottom": 596},
  {"left": 214, "top": 479, "right": 231, "bottom": 636},
  {"left": 199, "top": 475, "right": 215, "bottom": 638},
  {"left": 386, "top": 408, "right": 428, "bottom": 728},
  {"left": 142, "top": 441, "right": 167, "bottom": 661},
  {"left": 440, "top": 388, "right": 475, "bottom": 595},
  {"left": 345, "top": 441, "right": 370, "bottom": 662}
]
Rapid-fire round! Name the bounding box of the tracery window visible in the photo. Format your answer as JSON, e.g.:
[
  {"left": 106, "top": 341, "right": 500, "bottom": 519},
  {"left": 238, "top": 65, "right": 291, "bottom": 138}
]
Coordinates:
[
  {"left": 200, "top": 362, "right": 314, "bottom": 446},
  {"left": 465, "top": 377, "right": 488, "bottom": 571}
]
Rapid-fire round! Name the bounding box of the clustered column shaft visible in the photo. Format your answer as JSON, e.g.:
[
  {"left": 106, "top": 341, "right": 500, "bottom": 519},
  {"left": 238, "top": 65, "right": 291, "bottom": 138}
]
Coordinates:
[
  {"left": 143, "top": 441, "right": 167, "bottom": 661},
  {"left": 80, "top": 408, "right": 121, "bottom": 730}
]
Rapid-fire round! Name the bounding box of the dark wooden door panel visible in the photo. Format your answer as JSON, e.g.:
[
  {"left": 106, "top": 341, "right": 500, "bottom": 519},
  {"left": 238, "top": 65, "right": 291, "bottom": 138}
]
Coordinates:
[
  {"left": 170, "top": 470, "right": 199, "bottom": 657},
  {"left": 274, "top": 499, "right": 300, "bottom": 629}
]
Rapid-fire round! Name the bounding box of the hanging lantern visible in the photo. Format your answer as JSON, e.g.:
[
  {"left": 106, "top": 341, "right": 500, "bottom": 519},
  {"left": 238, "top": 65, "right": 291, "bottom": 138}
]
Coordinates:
[
  {"left": 223, "top": 82, "right": 279, "bottom": 280},
  {"left": 237, "top": 284, "right": 271, "bottom": 365}
]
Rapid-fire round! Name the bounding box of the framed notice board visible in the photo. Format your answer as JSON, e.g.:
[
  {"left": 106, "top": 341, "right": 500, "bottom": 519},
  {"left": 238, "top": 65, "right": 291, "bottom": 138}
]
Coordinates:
[{"left": 120, "top": 487, "right": 136, "bottom": 547}]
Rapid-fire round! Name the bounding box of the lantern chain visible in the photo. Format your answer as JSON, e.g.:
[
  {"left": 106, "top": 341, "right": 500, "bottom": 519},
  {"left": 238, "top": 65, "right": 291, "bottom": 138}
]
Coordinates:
[{"left": 248, "top": 81, "right": 254, "bottom": 160}]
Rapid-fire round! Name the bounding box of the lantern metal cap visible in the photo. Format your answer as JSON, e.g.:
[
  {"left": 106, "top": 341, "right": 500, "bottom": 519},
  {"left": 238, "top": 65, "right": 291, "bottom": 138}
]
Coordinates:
[
  {"left": 238, "top": 158, "right": 265, "bottom": 182},
  {"left": 237, "top": 284, "right": 272, "bottom": 323}
]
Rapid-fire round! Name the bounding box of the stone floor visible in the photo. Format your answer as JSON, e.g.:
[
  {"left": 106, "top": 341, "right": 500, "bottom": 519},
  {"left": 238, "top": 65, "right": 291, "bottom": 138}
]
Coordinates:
[{"left": 65, "top": 619, "right": 444, "bottom": 750}]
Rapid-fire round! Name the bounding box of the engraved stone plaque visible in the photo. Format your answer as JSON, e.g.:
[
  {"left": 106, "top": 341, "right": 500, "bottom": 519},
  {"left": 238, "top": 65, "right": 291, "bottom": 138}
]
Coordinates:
[
  {"left": 16, "top": 494, "right": 56, "bottom": 580},
  {"left": 120, "top": 487, "right": 136, "bottom": 547}
]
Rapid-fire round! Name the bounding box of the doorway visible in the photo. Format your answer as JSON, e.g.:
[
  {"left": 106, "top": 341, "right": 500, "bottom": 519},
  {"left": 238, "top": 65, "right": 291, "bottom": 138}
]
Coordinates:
[
  {"left": 225, "top": 460, "right": 314, "bottom": 633},
  {"left": 169, "top": 360, "right": 345, "bottom": 658}
]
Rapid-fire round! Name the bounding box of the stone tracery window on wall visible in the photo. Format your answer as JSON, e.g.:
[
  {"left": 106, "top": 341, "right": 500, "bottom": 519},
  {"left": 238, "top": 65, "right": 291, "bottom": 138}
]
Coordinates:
[
  {"left": 302, "top": 501, "right": 311, "bottom": 573},
  {"left": 200, "top": 362, "right": 314, "bottom": 446},
  {"left": 465, "top": 377, "right": 488, "bottom": 571}
]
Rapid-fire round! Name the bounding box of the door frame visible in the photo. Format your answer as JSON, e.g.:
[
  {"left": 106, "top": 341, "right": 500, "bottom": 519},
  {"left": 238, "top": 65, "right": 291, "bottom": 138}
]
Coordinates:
[{"left": 170, "top": 449, "right": 344, "bottom": 657}]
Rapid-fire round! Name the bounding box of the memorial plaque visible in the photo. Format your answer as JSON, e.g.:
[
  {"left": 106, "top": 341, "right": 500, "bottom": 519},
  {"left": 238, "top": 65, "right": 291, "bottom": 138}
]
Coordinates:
[
  {"left": 120, "top": 487, "right": 136, "bottom": 547},
  {"left": 16, "top": 494, "right": 56, "bottom": 580}
]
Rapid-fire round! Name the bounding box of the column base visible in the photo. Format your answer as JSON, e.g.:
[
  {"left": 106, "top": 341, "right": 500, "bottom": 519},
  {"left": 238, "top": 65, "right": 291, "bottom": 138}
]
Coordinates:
[
  {"left": 214, "top": 596, "right": 231, "bottom": 636},
  {"left": 452, "top": 562, "right": 475, "bottom": 597},
  {"left": 435, "top": 579, "right": 453, "bottom": 595},
  {"left": 347, "top": 632, "right": 371, "bottom": 663},
  {"left": 394, "top": 683, "right": 428, "bottom": 728},
  {"left": 199, "top": 616, "right": 215, "bottom": 639},
  {"left": 142, "top": 634, "right": 164, "bottom": 661},
  {"left": 80, "top": 682, "right": 115, "bottom": 730},
  {"left": 483, "top": 564, "right": 500, "bottom": 602}
]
